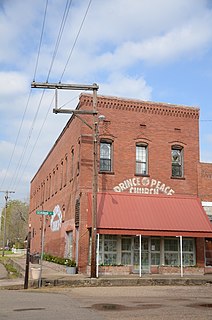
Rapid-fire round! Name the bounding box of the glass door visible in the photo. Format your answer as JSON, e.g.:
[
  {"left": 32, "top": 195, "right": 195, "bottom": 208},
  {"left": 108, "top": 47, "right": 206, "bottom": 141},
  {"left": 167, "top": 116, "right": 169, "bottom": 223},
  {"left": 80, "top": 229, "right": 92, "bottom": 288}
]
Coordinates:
[{"left": 132, "top": 237, "right": 150, "bottom": 273}]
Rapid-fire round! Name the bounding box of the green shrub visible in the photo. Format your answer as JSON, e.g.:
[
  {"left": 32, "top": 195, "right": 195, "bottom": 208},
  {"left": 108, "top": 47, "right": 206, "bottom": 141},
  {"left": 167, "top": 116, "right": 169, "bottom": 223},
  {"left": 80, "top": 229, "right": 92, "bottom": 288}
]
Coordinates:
[{"left": 43, "top": 253, "right": 76, "bottom": 266}]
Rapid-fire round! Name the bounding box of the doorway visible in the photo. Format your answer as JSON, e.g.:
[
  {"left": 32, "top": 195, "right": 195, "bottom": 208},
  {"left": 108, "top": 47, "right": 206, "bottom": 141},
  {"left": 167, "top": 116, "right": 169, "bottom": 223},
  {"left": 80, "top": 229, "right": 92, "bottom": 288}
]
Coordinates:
[{"left": 132, "top": 236, "right": 150, "bottom": 273}]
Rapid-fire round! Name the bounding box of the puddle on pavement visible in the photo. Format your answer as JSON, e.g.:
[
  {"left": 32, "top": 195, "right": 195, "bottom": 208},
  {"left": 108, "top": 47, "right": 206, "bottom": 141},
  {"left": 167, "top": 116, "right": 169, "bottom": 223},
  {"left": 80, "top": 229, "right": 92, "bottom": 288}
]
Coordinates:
[
  {"left": 13, "top": 308, "right": 46, "bottom": 312},
  {"left": 188, "top": 303, "right": 212, "bottom": 309},
  {"left": 90, "top": 303, "right": 162, "bottom": 311}
]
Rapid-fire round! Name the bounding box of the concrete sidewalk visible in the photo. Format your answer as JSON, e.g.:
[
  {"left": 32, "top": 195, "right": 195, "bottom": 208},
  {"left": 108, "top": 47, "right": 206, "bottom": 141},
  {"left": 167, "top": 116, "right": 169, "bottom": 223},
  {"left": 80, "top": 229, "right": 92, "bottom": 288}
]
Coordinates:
[{"left": 1, "top": 254, "right": 212, "bottom": 289}]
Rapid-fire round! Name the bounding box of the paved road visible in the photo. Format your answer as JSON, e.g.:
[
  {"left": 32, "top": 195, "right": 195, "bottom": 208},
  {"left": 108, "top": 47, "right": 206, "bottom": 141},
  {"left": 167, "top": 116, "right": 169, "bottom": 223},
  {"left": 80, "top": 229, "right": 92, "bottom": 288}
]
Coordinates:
[{"left": 0, "top": 285, "right": 212, "bottom": 319}]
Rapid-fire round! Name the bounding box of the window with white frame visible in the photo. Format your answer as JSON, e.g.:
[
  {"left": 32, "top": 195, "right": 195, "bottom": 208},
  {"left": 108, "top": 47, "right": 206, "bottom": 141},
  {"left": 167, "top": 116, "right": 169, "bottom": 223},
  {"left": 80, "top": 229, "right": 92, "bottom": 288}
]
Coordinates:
[
  {"left": 121, "top": 237, "right": 132, "bottom": 265},
  {"left": 164, "top": 238, "right": 179, "bottom": 266},
  {"left": 164, "top": 238, "right": 195, "bottom": 266},
  {"left": 99, "top": 235, "right": 117, "bottom": 265},
  {"left": 151, "top": 238, "right": 160, "bottom": 265},
  {"left": 172, "top": 145, "right": 183, "bottom": 177},
  {"left": 182, "top": 238, "right": 195, "bottom": 266},
  {"left": 100, "top": 141, "right": 112, "bottom": 172},
  {"left": 136, "top": 144, "right": 148, "bottom": 175}
]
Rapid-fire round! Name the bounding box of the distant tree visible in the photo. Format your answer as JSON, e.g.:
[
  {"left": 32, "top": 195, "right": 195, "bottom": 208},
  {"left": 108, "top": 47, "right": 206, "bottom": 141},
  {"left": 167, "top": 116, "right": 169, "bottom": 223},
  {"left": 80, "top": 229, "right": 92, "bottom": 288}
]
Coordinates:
[{"left": 0, "top": 200, "right": 29, "bottom": 249}]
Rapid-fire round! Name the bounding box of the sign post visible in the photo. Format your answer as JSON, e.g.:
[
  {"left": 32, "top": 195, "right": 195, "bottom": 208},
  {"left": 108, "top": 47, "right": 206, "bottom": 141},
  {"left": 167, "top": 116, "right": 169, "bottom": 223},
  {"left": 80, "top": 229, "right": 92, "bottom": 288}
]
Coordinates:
[{"left": 36, "top": 210, "right": 53, "bottom": 287}]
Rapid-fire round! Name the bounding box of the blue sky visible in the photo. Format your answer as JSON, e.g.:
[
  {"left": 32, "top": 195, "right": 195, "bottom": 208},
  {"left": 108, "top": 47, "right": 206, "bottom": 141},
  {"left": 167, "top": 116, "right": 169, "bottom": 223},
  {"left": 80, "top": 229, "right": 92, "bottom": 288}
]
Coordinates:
[{"left": 0, "top": 0, "right": 212, "bottom": 209}]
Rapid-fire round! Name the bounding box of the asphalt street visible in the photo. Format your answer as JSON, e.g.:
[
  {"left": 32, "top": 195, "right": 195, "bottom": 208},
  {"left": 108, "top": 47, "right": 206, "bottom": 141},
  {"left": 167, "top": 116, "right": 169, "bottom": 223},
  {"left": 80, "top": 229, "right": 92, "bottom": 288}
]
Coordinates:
[{"left": 0, "top": 285, "right": 212, "bottom": 320}]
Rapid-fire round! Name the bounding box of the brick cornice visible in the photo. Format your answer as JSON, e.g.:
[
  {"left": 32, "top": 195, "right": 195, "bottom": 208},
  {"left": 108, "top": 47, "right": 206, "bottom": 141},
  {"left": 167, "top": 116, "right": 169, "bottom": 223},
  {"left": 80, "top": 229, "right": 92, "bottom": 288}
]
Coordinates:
[{"left": 80, "top": 93, "right": 199, "bottom": 119}]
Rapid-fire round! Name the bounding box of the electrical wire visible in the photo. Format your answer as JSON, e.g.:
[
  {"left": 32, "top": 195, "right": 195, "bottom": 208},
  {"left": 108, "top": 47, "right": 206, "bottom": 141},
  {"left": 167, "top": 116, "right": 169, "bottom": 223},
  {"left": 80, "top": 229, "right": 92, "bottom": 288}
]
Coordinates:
[
  {"left": 3, "top": 0, "right": 93, "bottom": 196},
  {"left": 1, "top": 0, "right": 49, "bottom": 192},
  {"left": 11, "top": 1, "right": 75, "bottom": 190},
  {"left": 0, "top": 90, "right": 32, "bottom": 191},
  {"left": 9, "top": 90, "right": 46, "bottom": 191},
  {"left": 46, "top": 0, "right": 73, "bottom": 82},
  {"left": 33, "top": 0, "right": 49, "bottom": 81},
  {"left": 13, "top": 93, "right": 55, "bottom": 191},
  {"left": 59, "top": 0, "right": 93, "bottom": 82}
]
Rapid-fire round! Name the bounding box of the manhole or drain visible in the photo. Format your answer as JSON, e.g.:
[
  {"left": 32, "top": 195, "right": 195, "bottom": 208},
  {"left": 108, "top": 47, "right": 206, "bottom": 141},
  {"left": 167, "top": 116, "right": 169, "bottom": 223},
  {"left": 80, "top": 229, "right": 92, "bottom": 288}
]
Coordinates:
[
  {"left": 91, "top": 303, "right": 126, "bottom": 311},
  {"left": 189, "top": 303, "right": 212, "bottom": 309},
  {"left": 13, "top": 308, "right": 45, "bottom": 312}
]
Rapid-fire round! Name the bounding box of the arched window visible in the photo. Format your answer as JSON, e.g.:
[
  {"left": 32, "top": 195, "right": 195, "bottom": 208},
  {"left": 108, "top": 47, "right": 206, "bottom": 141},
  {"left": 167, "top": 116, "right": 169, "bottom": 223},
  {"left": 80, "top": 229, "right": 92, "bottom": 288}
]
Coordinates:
[
  {"left": 171, "top": 145, "right": 183, "bottom": 177},
  {"left": 100, "top": 140, "right": 112, "bottom": 172},
  {"left": 136, "top": 143, "right": 148, "bottom": 175}
]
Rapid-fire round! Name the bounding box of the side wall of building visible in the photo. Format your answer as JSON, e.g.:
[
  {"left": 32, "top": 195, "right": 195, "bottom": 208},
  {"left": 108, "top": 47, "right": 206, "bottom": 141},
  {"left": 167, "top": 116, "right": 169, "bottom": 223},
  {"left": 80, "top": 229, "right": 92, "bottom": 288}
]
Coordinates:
[{"left": 29, "top": 94, "right": 212, "bottom": 273}]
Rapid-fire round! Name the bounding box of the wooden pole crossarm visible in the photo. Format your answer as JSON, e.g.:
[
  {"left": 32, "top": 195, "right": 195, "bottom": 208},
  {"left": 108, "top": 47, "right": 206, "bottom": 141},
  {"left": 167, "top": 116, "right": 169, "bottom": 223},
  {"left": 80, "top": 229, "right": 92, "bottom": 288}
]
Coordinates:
[
  {"left": 53, "top": 108, "right": 98, "bottom": 115},
  {"left": 31, "top": 81, "right": 99, "bottom": 91}
]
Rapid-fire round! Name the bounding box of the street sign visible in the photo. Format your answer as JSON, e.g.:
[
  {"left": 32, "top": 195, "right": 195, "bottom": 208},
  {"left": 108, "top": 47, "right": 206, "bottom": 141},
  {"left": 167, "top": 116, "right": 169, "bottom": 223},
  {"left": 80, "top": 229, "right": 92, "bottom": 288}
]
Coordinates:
[{"left": 36, "top": 210, "right": 53, "bottom": 216}]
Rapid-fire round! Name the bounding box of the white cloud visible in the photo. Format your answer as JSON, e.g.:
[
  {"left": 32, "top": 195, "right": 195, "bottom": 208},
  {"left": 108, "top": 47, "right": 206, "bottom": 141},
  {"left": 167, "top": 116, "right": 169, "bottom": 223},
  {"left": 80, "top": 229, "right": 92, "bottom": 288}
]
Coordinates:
[
  {"left": 99, "top": 73, "right": 152, "bottom": 101},
  {"left": 0, "top": 72, "right": 28, "bottom": 97},
  {"left": 0, "top": 0, "right": 212, "bottom": 206}
]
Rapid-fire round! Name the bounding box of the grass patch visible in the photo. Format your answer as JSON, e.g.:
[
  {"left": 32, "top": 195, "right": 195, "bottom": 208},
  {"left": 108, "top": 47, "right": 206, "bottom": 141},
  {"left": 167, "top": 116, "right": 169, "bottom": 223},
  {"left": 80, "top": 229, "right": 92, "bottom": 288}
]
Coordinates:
[{"left": 0, "top": 257, "right": 20, "bottom": 279}]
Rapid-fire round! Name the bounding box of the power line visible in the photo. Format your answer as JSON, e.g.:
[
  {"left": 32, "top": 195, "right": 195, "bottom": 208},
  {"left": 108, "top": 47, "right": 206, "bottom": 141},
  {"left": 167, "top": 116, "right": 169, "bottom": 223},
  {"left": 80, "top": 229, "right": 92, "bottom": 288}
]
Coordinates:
[
  {"left": 0, "top": 90, "right": 32, "bottom": 190},
  {"left": 1, "top": 0, "right": 49, "bottom": 192},
  {"left": 13, "top": 93, "right": 55, "bottom": 191},
  {"left": 59, "top": 0, "right": 93, "bottom": 82},
  {"left": 12, "top": 1, "right": 76, "bottom": 189},
  {"left": 9, "top": 90, "right": 46, "bottom": 190},
  {"left": 33, "top": 0, "right": 49, "bottom": 81},
  {"left": 46, "top": 0, "right": 73, "bottom": 82}
]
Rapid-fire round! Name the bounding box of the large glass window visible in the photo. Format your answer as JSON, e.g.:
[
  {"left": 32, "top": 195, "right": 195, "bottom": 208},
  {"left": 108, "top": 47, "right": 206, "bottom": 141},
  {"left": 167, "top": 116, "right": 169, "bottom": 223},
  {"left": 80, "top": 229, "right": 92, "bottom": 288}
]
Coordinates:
[
  {"left": 100, "top": 141, "right": 112, "bottom": 172},
  {"left": 99, "top": 235, "right": 117, "bottom": 265},
  {"left": 172, "top": 146, "right": 183, "bottom": 177},
  {"left": 183, "top": 238, "right": 195, "bottom": 266},
  {"left": 121, "top": 237, "right": 132, "bottom": 265},
  {"left": 164, "top": 238, "right": 179, "bottom": 266},
  {"left": 164, "top": 238, "right": 195, "bottom": 266},
  {"left": 136, "top": 144, "right": 148, "bottom": 175},
  {"left": 151, "top": 238, "right": 160, "bottom": 265},
  {"left": 205, "top": 239, "right": 212, "bottom": 266}
]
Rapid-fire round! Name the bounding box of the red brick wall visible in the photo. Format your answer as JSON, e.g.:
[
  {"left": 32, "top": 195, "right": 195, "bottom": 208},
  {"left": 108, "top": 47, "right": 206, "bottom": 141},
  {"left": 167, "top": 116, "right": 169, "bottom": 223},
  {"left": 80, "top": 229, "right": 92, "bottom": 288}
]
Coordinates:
[
  {"left": 29, "top": 94, "right": 210, "bottom": 272},
  {"left": 198, "top": 163, "right": 212, "bottom": 201}
]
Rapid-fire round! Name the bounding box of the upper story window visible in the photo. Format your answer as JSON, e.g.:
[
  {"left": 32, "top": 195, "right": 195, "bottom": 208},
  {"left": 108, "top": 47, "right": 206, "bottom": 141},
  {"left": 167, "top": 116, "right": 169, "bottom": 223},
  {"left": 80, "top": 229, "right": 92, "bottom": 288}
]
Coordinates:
[
  {"left": 136, "top": 144, "right": 148, "bottom": 175},
  {"left": 100, "top": 140, "right": 112, "bottom": 172},
  {"left": 172, "top": 145, "right": 183, "bottom": 178}
]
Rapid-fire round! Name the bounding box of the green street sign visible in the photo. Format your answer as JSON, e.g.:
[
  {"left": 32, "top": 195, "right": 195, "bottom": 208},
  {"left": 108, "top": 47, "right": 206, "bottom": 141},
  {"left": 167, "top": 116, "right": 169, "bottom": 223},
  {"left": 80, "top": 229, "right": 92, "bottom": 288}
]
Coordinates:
[{"left": 36, "top": 210, "right": 53, "bottom": 216}]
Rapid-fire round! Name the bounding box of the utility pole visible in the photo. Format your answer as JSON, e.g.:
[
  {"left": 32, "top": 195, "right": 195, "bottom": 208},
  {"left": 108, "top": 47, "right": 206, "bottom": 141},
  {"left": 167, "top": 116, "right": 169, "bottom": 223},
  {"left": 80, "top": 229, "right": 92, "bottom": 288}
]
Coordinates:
[
  {"left": 0, "top": 190, "right": 15, "bottom": 257},
  {"left": 31, "top": 81, "right": 99, "bottom": 278}
]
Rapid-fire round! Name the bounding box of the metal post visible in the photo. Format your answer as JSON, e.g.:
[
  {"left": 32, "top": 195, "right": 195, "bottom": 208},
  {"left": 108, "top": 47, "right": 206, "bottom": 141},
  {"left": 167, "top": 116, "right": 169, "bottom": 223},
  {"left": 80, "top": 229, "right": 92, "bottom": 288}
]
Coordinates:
[
  {"left": 96, "top": 233, "right": 99, "bottom": 278},
  {"left": 38, "top": 214, "right": 45, "bottom": 288},
  {"left": 180, "top": 236, "right": 183, "bottom": 277},
  {"left": 139, "top": 235, "right": 142, "bottom": 277}
]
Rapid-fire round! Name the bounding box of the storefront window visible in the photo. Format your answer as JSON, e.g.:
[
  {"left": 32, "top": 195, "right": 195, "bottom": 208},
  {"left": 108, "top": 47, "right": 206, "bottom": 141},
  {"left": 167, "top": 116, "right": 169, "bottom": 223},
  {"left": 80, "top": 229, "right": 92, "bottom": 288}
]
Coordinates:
[
  {"left": 151, "top": 238, "right": 160, "bottom": 265},
  {"left": 205, "top": 239, "right": 212, "bottom": 267},
  {"left": 121, "top": 237, "right": 131, "bottom": 265},
  {"left": 164, "top": 238, "right": 179, "bottom": 266},
  {"left": 164, "top": 238, "right": 195, "bottom": 266},
  {"left": 99, "top": 235, "right": 117, "bottom": 265},
  {"left": 182, "top": 239, "right": 195, "bottom": 266}
]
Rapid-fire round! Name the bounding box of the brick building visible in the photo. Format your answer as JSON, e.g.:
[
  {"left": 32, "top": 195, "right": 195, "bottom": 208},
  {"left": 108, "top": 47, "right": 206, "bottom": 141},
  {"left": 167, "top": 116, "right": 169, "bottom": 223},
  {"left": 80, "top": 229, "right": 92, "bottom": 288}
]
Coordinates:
[{"left": 29, "top": 94, "right": 212, "bottom": 276}]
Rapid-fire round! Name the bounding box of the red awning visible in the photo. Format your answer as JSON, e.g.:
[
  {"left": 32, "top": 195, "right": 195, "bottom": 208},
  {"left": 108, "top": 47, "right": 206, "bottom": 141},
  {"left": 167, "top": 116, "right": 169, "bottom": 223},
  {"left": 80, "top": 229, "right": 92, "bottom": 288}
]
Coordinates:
[{"left": 87, "top": 193, "right": 212, "bottom": 237}]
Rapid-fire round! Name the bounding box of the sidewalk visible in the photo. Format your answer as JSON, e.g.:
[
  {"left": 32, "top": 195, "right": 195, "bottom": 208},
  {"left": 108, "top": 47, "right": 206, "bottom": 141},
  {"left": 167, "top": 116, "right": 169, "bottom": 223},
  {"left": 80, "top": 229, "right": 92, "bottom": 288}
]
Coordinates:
[{"left": 1, "top": 254, "right": 212, "bottom": 289}]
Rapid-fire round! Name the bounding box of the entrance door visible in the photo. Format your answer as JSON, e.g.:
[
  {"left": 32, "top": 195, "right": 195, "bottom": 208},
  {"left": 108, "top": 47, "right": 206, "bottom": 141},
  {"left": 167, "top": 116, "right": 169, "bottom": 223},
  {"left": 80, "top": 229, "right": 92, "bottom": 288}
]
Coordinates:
[
  {"left": 65, "top": 231, "right": 73, "bottom": 259},
  {"left": 132, "top": 237, "right": 150, "bottom": 273}
]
